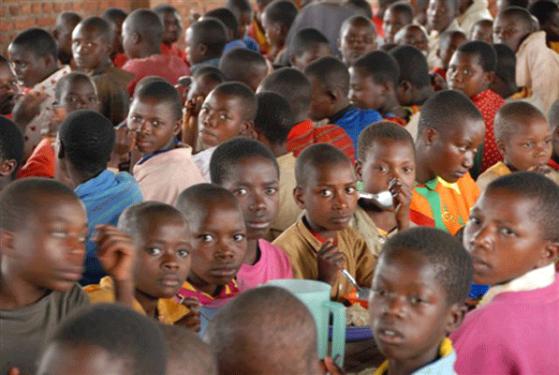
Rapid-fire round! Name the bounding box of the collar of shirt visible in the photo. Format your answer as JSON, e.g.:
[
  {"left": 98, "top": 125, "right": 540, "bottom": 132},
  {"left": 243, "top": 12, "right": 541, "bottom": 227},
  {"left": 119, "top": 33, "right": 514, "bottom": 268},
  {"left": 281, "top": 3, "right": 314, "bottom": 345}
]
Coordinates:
[{"left": 176, "top": 279, "right": 239, "bottom": 306}]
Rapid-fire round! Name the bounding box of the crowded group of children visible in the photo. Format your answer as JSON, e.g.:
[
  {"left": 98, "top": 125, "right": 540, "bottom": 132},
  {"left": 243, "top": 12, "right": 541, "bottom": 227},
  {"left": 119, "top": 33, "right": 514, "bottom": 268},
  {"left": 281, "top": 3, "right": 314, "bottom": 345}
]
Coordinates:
[{"left": 1, "top": 0, "right": 558, "bottom": 374}]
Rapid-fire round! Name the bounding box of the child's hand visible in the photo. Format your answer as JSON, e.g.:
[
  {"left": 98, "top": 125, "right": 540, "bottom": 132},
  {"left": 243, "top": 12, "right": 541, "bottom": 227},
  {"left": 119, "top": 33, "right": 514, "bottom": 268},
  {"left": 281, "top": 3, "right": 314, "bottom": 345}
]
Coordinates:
[
  {"left": 528, "top": 164, "right": 553, "bottom": 176},
  {"left": 317, "top": 239, "right": 345, "bottom": 286},
  {"left": 7, "top": 367, "right": 21, "bottom": 375},
  {"left": 94, "top": 225, "right": 136, "bottom": 283},
  {"left": 12, "top": 92, "right": 47, "bottom": 127},
  {"left": 389, "top": 179, "right": 412, "bottom": 231},
  {"left": 175, "top": 296, "right": 202, "bottom": 332},
  {"left": 321, "top": 356, "right": 345, "bottom": 375}
]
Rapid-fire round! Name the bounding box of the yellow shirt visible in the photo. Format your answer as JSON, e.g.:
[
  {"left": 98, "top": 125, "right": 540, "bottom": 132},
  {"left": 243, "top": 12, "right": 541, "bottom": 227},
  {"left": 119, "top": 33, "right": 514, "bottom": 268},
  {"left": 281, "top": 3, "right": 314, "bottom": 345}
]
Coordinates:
[
  {"left": 477, "top": 161, "right": 559, "bottom": 192},
  {"left": 269, "top": 152, "right": 301, "bottom": 240}
]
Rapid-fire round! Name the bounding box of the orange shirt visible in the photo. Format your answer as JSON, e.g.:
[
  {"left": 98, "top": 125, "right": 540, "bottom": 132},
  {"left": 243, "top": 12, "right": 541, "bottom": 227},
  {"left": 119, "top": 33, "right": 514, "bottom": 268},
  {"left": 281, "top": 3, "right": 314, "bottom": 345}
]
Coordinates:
[{"left": 17, "top": 137, "right": 55, "bottom": 179}]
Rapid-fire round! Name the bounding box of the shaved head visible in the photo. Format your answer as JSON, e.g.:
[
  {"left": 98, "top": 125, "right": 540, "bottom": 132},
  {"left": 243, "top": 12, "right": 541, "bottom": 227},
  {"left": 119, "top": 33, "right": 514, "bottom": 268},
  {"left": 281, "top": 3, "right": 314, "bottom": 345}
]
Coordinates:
[
  {"left": 160, "top": 325, "right": 217, "bottom": 375},
  {"left": 495, "top": 101, "right": 548, "bottom": 142}
]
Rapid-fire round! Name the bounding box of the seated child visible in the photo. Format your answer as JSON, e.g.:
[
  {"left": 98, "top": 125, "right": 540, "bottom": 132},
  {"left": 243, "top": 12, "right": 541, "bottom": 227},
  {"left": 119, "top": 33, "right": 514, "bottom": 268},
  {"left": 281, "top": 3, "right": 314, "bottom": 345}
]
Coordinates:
[
  {"left": 456, "top": 0, "right": 492, "bottom": 36},
  {"left": 121, "top": 9, "right": 190, "bottom": 95},
  {"left": 529, "top": 0, "right": 559, "bottom": 54},
  {"left": 101, "top": 7, "right": 128, "bottom": 68},
  {"left": 350, "top": 51, "right": 410, "bottom": 123},
  {"left": 411, "top": 90, "right": 485, "bottom": 234},
  {"left": 447, "top": 41, "right": 505, "bottom": 175},
  {"left": 549, "top": 100, "right": 559, "bottom": 170},
  {"left": 433, "top": 30, "right": 466, "bottom": 80},
  {"left": 210, "top": 137, "right": 293, "bottom": 291},
  {"left": 452, "top": 172, "right": 559, "bottom": 374},
  {"left": 226, "top": 0, "right": 261, "bottom": 53},
  {"left": 0, "top": 117, "right": 24, "bottom": 192},
  {"left": 258, "top": 67, "right": 355, "bottom": 160},
  {"left": 205, "top": 7, "right": 251, "bottom": 54},
  {"left": 129, "top": 79, "right": 204, "bottom": 204},
  {"left": 53, "top": 12, "right": 82, "bottom": 66},
  {"left": 56, "top": 110, "right": 143, "bottom": 285},
  {"left": 490, "top": 43, "right": 520, "bottom": 100},
  {"left": 383, "top": 2, "right": 414, "bottom": 44},
  {"left": 160, "top": 325, "right": 217, "bottom": 375},
  {"left": 0, "top": 55, "right": 19, "bottom": 117},
  {"left": 394, "top": 24, "right": 430, "bottom": 57},
  {"left": 273, "top": 144, "right": 375, "bottom": 300},
  {"left": 175, "top": 184, "right": 247, "bottom": 333},
  {"left": 36, "top": 304, "right": 167, "bottom": 375},
  {"left": 353, "top": 122, "right": 415, "bottom": 256},
  {"left": 469, "top": 19, "right": 493, "bottom": 44},
  {"left": 193, "top": 82, "right": 257, "bottom": 180},
  {"left": 218, "top": 48, "right": 269, "bottom": 91},
  {"left": 494, "top": 7, "right": 559, "bottom": 112},
  {"left": 247, "top": 0, "right": 274, "bottom": 54},
  {"left": 305, "top": 56, "right": 382, "bottom": 148},
  {"left": 288, "top": 27, "right": 332, "bottom": 71},
  {"left": 426, "top": 0, "right": 463, "bottom": 69},
  {"left": 185, "top": 18, "right": 228, "bottom": 73},
  {"left": 153, "top": 5, "right": 187, "bottom": 62},
  {"left": 477, "top": 102, "right": 559, "bottom": 190},
  {"left": 72, "top": 16, "right": 133, "bottom": 125},
  {"left": 260, "top": 0, "right": 298, "bottom": 64},
  {"left": 339, "top": 15, "right": 378, "bottom": 66},
  {"left": 370, "top": 227, "right": 472, "bottom": 375},
  {"left": 206, "top": 286, "right": 323, "bottom": 375}
]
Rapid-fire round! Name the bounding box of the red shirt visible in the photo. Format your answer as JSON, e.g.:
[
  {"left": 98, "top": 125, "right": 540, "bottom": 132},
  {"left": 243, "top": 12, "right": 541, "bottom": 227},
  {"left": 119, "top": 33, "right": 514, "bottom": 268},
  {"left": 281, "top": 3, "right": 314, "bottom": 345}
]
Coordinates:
[
  {"left": 433, "top": 67, "right": 447, "bottom": 80},
  {"left": 113, "top": 53, "right": 128, "bottom": 69},
  {"left": 160, "top": 43, "right": 187, "bottom": 64},
  {"left": 549, "top": 159, "right": 559, "bottom": 171},
  {"left": 122, "top": 54, "right": 190, "bottom": 95},
  {"left": 17, "top": 137, "right": 55, "bottom": 179},
  {"left": 471, "top": 89, "right": 505, "bottom": 172}
]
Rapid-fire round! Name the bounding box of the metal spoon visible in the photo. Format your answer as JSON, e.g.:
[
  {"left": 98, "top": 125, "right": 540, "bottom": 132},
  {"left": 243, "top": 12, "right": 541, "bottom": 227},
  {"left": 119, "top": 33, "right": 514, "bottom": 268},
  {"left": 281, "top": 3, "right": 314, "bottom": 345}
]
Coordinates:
[
  {"left": 359, "top": 190, "right": 394, "bottom": 209},
  {"left": 341, "top": 269, "right": 370, "bottom": 300}
]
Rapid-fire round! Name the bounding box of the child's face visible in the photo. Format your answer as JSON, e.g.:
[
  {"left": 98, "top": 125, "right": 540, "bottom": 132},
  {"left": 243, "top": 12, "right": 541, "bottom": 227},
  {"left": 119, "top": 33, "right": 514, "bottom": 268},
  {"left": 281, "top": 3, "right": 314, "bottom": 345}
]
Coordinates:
[
  {"left": 295, "top": 161, "right": 358, "bottom": 232},
  {"left": 349, "top": 67, "right": 386, "bottom": 111},
  {"left": 438, "top": 33, "right": 466, "bottom": 70},
  {"left": 0, "top": 64, "right": 19, "bottom": 115},
  {"left": 59, "top": 80, "right": 100, "bottom": 113},
  {"left": 291, "top": 44, "right": 331, "bottom": 71},
  {"left": 464, "top": 188, "right": 556, "bottom": 285},
  {"left": 72, "top": 24, "right": 112, "bottom": 72},
  {"left": 261, "top": 14, "right": 283, "bottom": 47},
  {"left": 427, "top": 0, "right": 455, "bottom": 33},
  {"left": 470, "top": 22, "right": 493, "bottom": 44},
  {"left": 185, "top": 27, "right": 204, "bottom": 65},
  {"left": 220, "top": 156, "right": 280, "bottom": 240},
  {"left": 108, "top": 17, "right": 125, "bottom": 55},
  {"left": 198, "top": 91, "right": 250, "bottom": 147},
  {"left": 127, "top": 97, "right": 180, "bottom": 154},
  {"left": 189, "top": 202, "right": 247, "bottom": 287},
  {"left": 134, "top": 214, "right": 191, "bottom": 299},
  {"left": 308, "top": 76, "right": 335, "bottom": 122},
  {"left": 238, "top": 11, "right": 252, "bottom": 37},
  {"left": 7, "top": 46, "right": 52, "bottom": 88},
  {"left": 340, "top": 24, "right": 377, "bottom": 66},
  {"left": 499, "top": 118, "right": 553, "bottom": 171},
  {"left": 493, "top": 15, "right": 530, "bottom": 52},
  {"left": 369, "top": 252, "right": 462, "bottom": 366},
  {"left": 357, "top": 139, "right": 416, "bottom": 195},
  {"left": 383, "top": 9, "right": 410, "bottom": 44},
  {"left": 398, "top": 26, "right": 429, "bottom": 56},
  {"left": 161, "top": 11, "right": 183, "bottom": 45},
  {"left": 448, "top": 52, "right": 491, "bottom": 98},
  {"left": 553, "top": 124, "right": 559, "bottom": 161}
]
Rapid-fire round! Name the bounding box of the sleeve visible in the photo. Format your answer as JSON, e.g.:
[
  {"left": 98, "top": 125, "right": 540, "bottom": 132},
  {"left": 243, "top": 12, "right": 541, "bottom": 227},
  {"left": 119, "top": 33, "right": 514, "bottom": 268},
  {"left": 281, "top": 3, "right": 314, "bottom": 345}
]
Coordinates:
[{"left": 353, "top": 235, "right": 376, "bottom": 288}]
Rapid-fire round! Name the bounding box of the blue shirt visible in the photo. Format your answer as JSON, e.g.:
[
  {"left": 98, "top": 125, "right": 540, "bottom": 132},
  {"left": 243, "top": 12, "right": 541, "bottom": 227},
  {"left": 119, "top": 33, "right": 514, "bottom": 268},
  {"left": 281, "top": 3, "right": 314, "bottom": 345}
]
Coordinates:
[
  {"left": 76, "top": 170, "right": 143, "bottom": 285},
  {"left": 330, "top": 106, "right": 382, "bottom": 149}
]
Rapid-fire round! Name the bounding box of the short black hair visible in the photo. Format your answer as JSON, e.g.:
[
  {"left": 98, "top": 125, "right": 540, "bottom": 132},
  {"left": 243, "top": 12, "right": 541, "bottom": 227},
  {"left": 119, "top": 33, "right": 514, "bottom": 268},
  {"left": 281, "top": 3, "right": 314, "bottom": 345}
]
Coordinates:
[
  {"left": 381, "top": 227, "right": 473, "bottom": 305},
  {"left": 295, "top": 143, "right": 352, "bottom": 186},
  {"left": 254, "top": 92, "right": 295, "bottom": 145},
  {"left": 205, "top": 8, "right": 239, "bottom": 38},
  {"left": 548, "top": 100, "right": 559, "bottom": 130},
  {"left": 353, "top": 50, "right": 400, "bottom": 87},
  {"left": 210, "top": 137, "right": 279, "bottom": 185},
  {"left": 212, "top": 82, "right": 258, "bottom": 121},
  {"left": 439, "top": 30, "right": 467, "bottom": 49},
  {"left": 219, "top": 48, "right": 267, "bottom": 83},
  {"left": 160, "top": 325, "right": 217, "bottom": 375},
  {"left": 494, "top": 101, "right": 547, "bottom": 142},
  {"left": 193, "top": 66, "right": 226, "bottom": 82},
  {"left": 418, "top": 90, "right": 483, "bottom": 134},
  {"left": 189, "top": 18, "right": 228, "bottom": 57},
  {"left": 0, "top": 178, "right": 78, "bottom": 231},
  {"left": 357, "top": 121, "right": 415, "bottom": 161},
  {"left": 9, "top": 28, "right": 58, "bottom": 59},
  {"left": 55, "top": 72, "right": 97, "bottom": 102},
  {"left": 348, "top": 0, "right": 374, "bottom": 18},
  {"left": 153, "top": 4, "right": 179, "bottom": 15},
  {"left": 77, "top": 16, "right": 114, "bottom": 44},
  {"left": 289, "top": 28, "right": 330, "bottom": 58},
  {"left": 118, "top": 201, "right": 187, "bottom": 239},
  {"left": 126, "top": 9, "right": 163, "bottom": 47},
  {"left": 389, "top": 45, "right": 431, "bottom": 89},
  {"left": 304, "top": 56, "right": 350, "bottom": 96},
  {"left": 259, "top": 67, "right": 311, "bottom": 120},
  {"left": 45, "top": 304, "right": 167, "bottom": 375},
  {"left": 502, "top": 0, "right": 529, "bottom": 8},
  {"left": 101, "top": 7, "right": 128, "bottom": 23},
  {"left": 176, "top": 183, "right": 241, "bottom": 223},
  {"left": 493, "top": 43, "right": 516, "bottom": 84},
  {"left": 55, "top": 12, "right": 82, "bottom": 30},
  {"left": 263, "top": 0, "right": 298, "bottom": 29},
  {"left": 529, "top": 0, "right": 559, "bottom": 27},
  {"left": 456, "top": 41, "right": 497, "bottom": 72},
  {"left": 226, "top": 0, "right": 252, "bottom": 14},
  {"left": 500, "top": 6, "right": 534, "bottom": 30},
  {"left": 134, "top": 79, "right": 183, "bottom": 121},
  {"left": 341, "top": 15, "right": 376, "bottom": 35},
  {"left": 0, "top": 117, "right": 24, "bottom": 178},
  {"left": 58, "top": 110, "right": 115, "bottom": 176},
  {"left": 486, "top": 172, "right": 559, "bottom": 241},
  {"left": 387, "top": 2, "right": 414, "bottom": 23}
]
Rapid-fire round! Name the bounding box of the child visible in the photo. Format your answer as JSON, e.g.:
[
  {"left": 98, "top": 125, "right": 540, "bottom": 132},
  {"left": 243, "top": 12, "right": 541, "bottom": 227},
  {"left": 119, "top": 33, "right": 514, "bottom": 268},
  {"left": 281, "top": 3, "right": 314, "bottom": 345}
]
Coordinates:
[
  {"left": 56, "top": 110, "right": 143, "bottom": 285},
  {"left": 304, "top": 56, "right": 382, "bottom": 148},
  {"left": 529, "top": 0, "right": 559, "bottom": 54},
  {"left": 153, "top": 5, "right": 187, "bottom": 62},
  {"left": 412, "top": 90, "right": 485, "bottom": 235},
  {"left": 175, "top": 184, "right": 247, "bottom": 333},
  {"left": 452, "top": 172, "right": 559, "bottom": 374},
  {"left": 205, "top": 7, "right": 251, "bottom": 53},
  {"left": 53, "top": 12, "right": 82, "bottom": 66},
  {"left": 0, "top": 55, "right": 19, "bottom": 117},
  {"left": 289, "top": 27, "right": 332, "bottom": 71},
  {"left": 433, "top": 30, "right": 466, "bottom": 80},
  {"left": 469, "top": 19, "right": 493, "bottom": 44},
  {"left": 490, "top": 43, "right": 520, "bottom": 100},
  {"left": 354, "top": 122, "right": 415, "bottom": 256},
  {"left": 72, "top": 16, "right": 133, "bottom": 125},
  {"left": 447, "top": 41, "right": 505, "bottom": 175},
  {"left": 218, "top": 48, "right": 269, "bottom": 91},
  {"left": 226, "top": 0, "right": 261, "bottom": 53},
  {"left": 210, "top": 138, "right": 293, "bottom": 291},
  {"left": 101, "top": 7, "right": 128, "bottom": 68},
  {"left": 370, "top": 227, "right": 472, "bottom": 375},
  {"left": 193, "top": 82, "right": 257, "bottom": 181},
  {"left": 456, "top": 0, "right": 492, "bottom": 35},
  {"left": 129, "top": 79, "right": 204, "bottom": 204},
  {"left": 383, "top": 2, "right": 414, "bottom": 44},
  {"left": 207, "top": 286, "right": 323, "bottom": 375},
  {"left": 121, "top": 9, "right": 190, "bottom": 95},
  {"left": 339, "top": 15, "right": 378, "bottom": 67},
  {"left": 494, "top": 7, "right": 559, "bottom": 112},
  {"left": 185, "top": 18, "right": 228, "bottom": 73},
  {"left": 36, "top": 304, "right": 167, "bottom": 375},
  {"left": 426, "top": 0, "right": 463, "bottom": 69},
  {"left": 0, "top": 117, "right": 24, "bottom": 192},
  {"left": 394, "top": 24, "right": 430, "bottom": 57},
  {"left": 261, "top": 0, "right": 298, "bottom": 63},
  {"left": 549, "top": 100, "right": 559, "bottom": 170},
  {"left": 477, "top": 102, "right": 559, "bottom": 189},
  {"left": 273, "top": 144, "right": 375, "bottom": 300},
  {"left": 247, "top": 0, "right": 274, "bottom": 54}
]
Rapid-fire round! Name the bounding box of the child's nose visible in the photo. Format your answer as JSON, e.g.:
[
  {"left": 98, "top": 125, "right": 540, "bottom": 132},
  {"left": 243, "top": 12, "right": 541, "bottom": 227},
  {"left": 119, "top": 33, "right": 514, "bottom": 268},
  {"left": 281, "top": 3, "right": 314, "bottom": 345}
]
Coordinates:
[
  {"left": 384, "top": 294, "right": 406, "bottom": 316},
  {"left": 332, "top": 192, "right": 349, "bottom": 210}
]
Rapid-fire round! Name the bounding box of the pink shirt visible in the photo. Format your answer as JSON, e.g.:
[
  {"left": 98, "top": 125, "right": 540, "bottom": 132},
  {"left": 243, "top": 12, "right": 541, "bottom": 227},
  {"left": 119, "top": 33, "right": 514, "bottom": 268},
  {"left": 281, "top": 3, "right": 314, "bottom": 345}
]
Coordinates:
[
  {"left": 237, "top": 239, "right": 293, "bottom": 292},
  {"left": 122, "top": 53, "right": 190, "bottom": 95}
]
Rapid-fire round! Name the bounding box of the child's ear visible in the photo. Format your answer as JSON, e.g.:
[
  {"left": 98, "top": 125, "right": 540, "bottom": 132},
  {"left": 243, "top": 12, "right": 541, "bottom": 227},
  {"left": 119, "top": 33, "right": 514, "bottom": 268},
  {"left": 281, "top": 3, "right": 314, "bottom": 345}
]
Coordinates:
[
  {"left": 293, "top": 186, "right": 306, "bottom": 209},
  {"left": 354, "top": 159, "right": 363, "bottom": 181},
  {"left": 496, "top": 139, "right": 506, "bottom": 157},
  {"left": 173, "top": 119, "right": 182, "bottom": 136},
  {"left": 239, "top": 120, "right": 257, "bottom": 139},
  {"left": 539, "top": 241, "right": 559, "bottom": 267},
  {"left": 444, "top": 302, "right": 468, "bottom": 334},
  {"left": 198, "top": 43, "right": 208, "bottom": 57},
  {"left": 483, "top": 71, "right": 495, "bottom": 86},
  {"left": 0, "top": 159, "right": 17, "bottom": 177},
  {"left": 0, "top": 229, "right": 15, "bottom": 258},
  {"left": 58, "top": 141, "right": 66, "bottom": 159},
  {"left": 424, "top": 127, "right": 439, "bottom": 146}
]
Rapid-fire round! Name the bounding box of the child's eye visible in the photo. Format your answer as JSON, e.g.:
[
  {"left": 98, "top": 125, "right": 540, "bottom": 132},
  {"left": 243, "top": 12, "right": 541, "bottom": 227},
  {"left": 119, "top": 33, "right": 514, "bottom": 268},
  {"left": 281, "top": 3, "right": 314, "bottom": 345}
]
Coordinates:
[
  {"left": 176, "top": 248, "right": 191, "bottom": 258},
  {"left": 130, "top": 115, "right": 141, "bottom": 123},
  {"left": 234, "top": 188, "right": 248, "bottom": 196},
  {"left": 265, "top": 187, "right": 278, "bottom": 195},
  {"left": 150, "top": 120, "right": 161, "bottom": 128},
  {"left": 499, "top": 227, "right": 516, "bottom": 237},
  {"left": 319, "top": 189, "right": 333, "bottom": 198},
  {"left": 219, "top": 113, "right": 229, "bottom": 121},
  {"left": 376, "top": 165, "right": 389, "bottom": 173},
  {"left": 468, "top": 216, "right": 481, "bottom": 226},
  {"left": 88, "top": 96, "right": 98, "bottom": 103},
  {"left": 521, "top": 142, "right": 533, "bottom": 149},
  {"left": 402, "top": 166, "right": 414, "bottom": 174},
  {"left": 200, "top": 234, "right": 214, "bottom": 243},
  {"left": 233, "top": 233, "right": 245, "bottom": 242},
  {"left": 409, "top": 296, "right": 424, "bottom": 305},
  {"left": 146, "top": 247, "right": 162, "bottom": 256},
  {"left": 345, "top": 186, "right": 357, "bottom": 194},
  {"left": 457, "top": 145, "right": 467, "bottom": 153}
]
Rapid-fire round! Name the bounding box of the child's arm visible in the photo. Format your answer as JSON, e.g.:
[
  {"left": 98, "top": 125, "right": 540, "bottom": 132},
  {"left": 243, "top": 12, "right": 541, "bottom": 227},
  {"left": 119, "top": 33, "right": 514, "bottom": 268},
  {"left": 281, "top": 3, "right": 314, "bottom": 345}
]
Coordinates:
[
  {"left": 175, "top": 296, "right": 202, "bottom": 332},
  {"left": 317, "top": 239, "right": 345, "bottom": 286},
  {"left": 390, "top": 179, "right": 412, "bottom": 231},
  {"left": 181, "top": 96, "right": 204, "bottom": 150}
]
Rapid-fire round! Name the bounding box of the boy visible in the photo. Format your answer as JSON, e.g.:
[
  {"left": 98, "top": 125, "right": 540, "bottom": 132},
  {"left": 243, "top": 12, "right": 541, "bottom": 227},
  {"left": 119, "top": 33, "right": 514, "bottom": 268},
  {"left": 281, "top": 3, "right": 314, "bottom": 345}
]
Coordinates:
[
  {"left": 218, "top": 48, "right": 269, "bottom": 91},
  {"left": 469, "top": 19, "right": 493, "bottom": 43},
  {"left": 194, "top": 82, "right": 257, "bottom": 181},
  {"left": 288, "top": 28, "right": 332, "bottom": 71},
  {"left": 490, "top": 44, "right": 520, "bottom": 100},
  {"left": 447, "top": 41, "right": 505, "bottom": 174},
  {"left": 210, "top": 138, "right": 293, "bottom": 291},
  {"left": 477, "top": 102, "right": 559, "bottom": 189},
  {"left": 411, "top": 90, "right": 485, "bottom": 235},
  {"left": 0, "top": 55, "right": 19, "bottom": 117},
  {"left": 261, "top": 0, "right": 298, "bottom": 63},
  {"left": 452, "top": 172, "right": 559, "bottom": 374},
  {"left": 273, "top": 144, "right": 375, "bottom": 300},
  {"left": 154, "top": 5, "right": 187, "bottom": 62},
  {"left": 226, "top": 0, "right": 261, "bottom": 53},
  {"left": 433, "top": 30, "right": 466, "bottom": 80},
  {"left": 304, "top": 56, "right": 382, "bottom": 148},
  {"left": 370, "top": 227, "right": 472, "bottom": 375},
  {"left": 205, "top": 7, "right": 251, "bottom": 53},
  {"left": 36, "top": 304, "right": 167, "bottom": 375},
  {"left": 456, "top": 0, "right": 492, "bottom": 35},
  {"left": 160, "top": 325, "right": 217, "bottom": 375},
  {"left": 339, "top": 15, "right": 378, "bottom": 67},
  {"left": 247, "top": 0, "right": 274, "bottom": 54},
  {"left": 72, "top": 16, "right": 133, "bottom": 125},
  {"left": 549, "top": 100, "right": 559, "bottom": 170},
  {"left": 101, "top": 8, "right": 128, "bottom": 68},
  {"left": 494, "top": 7, "right": 559, "bottom": 112},
  {"left": 121, "top": 9, "right": 189, "bottom": 95},
  {"left": 529, "top": 0, "right": 559, "bottom": 53},
  {"left": 354, "top": 122, "right": 415, "bottom": 256},
  {"left": 53, "top": 12, "right": 82, "bottom": 66},
  {"left": 129, "top": 79, "right": 204, "bottom": 204},
  {"left": 426, "top": 0, "right": 463, "bottom": 69},
  {"left": 186, "top": 17, "right": 228, "bottom": 73},
  {"left": 383, "top": 2, "right": 414, "bottom": 44},
  {"left": 394, "top": 24, "right": 430, "bottom": 57},
  {"left": 207, "top": 286, "right": 323, "bottom": 375},
  {"left": 0, "top": 117, "right": 24, "bottom": 192}
]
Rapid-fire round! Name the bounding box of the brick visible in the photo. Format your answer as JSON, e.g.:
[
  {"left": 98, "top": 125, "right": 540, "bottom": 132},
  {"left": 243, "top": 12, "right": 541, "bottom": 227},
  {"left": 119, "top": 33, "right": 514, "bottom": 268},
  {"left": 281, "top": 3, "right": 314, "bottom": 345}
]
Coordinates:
[
  {"left": 15, "top": 18, "right": 35, "bottom": 30},
  {"left": 37, "top": 16, "right": 56, "bottom": 27},
  {"left": 8, "top": 5, "right": 18, "bottom": 16},
  {"left": 53, "top": 3, "right": 63, "bottom": 12},
  {"left": 42, "top": 3, "right": 53, "bottom": 13}
]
